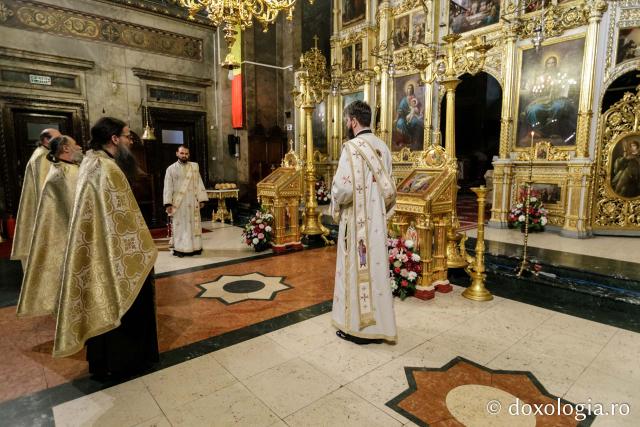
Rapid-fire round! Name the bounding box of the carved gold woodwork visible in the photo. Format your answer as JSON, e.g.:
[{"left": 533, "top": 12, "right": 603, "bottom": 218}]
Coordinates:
[
  {"left": 257, "top": 166, "right": 304, "bottom": 251},
  {"left": 517, "top": 3, "right": 590, "bottom": 40},
  {"left": 322, "top": 0, "right": 608, "bottom": 238},
  {"left": 515, "top": 141, "right": 571, "bottom": 161},
  {"left": 512, "top": 164, "right": 569, "bottom": 226},
  {"left": 592, "top": 87, "right": 640, "bottom": 233},
  {"left": 391, "top": 145, "right": 457, "bottom": 286},
  {"left": 390, "top": 0, "right": 425, "bottom": 17}
]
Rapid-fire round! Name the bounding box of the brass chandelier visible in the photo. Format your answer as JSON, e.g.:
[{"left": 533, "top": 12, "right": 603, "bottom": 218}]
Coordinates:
[{"left": 176, "top": 0, "right": 314, "bottom": 48}]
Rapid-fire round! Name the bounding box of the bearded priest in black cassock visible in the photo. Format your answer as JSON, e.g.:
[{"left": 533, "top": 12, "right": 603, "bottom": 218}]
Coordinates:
[{"left": 54, "top": 117, "right": 159, "bottom": 379}]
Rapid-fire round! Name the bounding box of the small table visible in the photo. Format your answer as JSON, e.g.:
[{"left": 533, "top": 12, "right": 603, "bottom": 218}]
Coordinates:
[{"left": 207, "top": 189, "right": 239, "bottom": 224}]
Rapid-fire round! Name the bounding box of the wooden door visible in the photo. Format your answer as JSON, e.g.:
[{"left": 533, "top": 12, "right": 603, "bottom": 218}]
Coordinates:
[
  {"left": 3, "top": 109, "right": 75, "bottom": 214},
  {"left": 145, "top": 108, "right": 208, "bottom": 226}
]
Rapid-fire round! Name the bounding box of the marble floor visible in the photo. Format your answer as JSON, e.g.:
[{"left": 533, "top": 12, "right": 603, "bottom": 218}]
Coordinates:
[
  {"left": 466, "top": 227, "right": 640, "bottom": 264},
  {"left": 51, "top": 285, "right": 640, "bottom": 426},
  {"left": 2, "top": 223, "right": 640, "bottom": 426},
  {"left": 154, "top": 222, "right": 267, "bottom": 274}
]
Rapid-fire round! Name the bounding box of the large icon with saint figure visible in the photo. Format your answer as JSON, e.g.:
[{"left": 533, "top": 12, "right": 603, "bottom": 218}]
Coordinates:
[
  {"left": 449, "top": 0, "right": 500, "bottom": 34},
  {"left": 342, "top": 0, "right": 366, "bottom": 26},
  {"left": 392, "top": 74, "right": 425, "bottom": 151},
  {"left": 610, "top": 135, "right": 640, "bottom": 199},
  {"left": 516, "top": 38, "right": 585, "bottom": 147}
]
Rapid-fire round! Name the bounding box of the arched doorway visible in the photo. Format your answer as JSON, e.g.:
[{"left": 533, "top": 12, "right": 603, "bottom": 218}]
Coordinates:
[
  {"left": 601, "top": 70, "right": 640, "bottom": 113},
  {"left": 440, "top": 72, "right": 502, "bottom": 192},
  {"left": 591, "top": 68, "right": 640, "bottom": 236}
]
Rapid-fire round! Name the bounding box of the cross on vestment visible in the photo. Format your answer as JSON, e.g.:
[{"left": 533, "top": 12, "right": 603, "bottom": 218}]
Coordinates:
[
  {"left": 360, "top": 294, "right": 369, "bottom": 303},
  {"left": 356, "top": 184, "right": 363, "bottom": 194},
  {"left": 357, "top": 218, "right": 365, "bottom": 227}
]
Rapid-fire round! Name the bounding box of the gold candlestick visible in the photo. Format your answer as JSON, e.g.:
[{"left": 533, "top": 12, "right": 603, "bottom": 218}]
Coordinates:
[
  {"left": 516, "top": 132, "right": 535, "bottom": 277},
  {"left": 294, "top": 42, "right": 332, "bottom": 245},
  {"left": 462, "top": 185, "right": 492, "bottom": 301}
]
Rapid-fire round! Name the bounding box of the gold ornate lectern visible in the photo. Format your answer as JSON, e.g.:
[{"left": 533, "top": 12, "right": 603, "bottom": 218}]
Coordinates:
[
  {"left": 207, "top": 188, "right": 239, "bottom": 223},
  {"left": 257, "top": 149, "right": 304, "bottom": 253},
  {"left": 391, "top": 146, "right": 456, "bottom": 287}
]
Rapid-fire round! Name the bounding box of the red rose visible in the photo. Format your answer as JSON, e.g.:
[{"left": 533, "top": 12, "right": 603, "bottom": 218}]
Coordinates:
[
  {"left": 401, "top": 280, "right": 408, "bottom": 287},
  {"left": 394, "top": 267, "right": 400, "bottom": 273}
]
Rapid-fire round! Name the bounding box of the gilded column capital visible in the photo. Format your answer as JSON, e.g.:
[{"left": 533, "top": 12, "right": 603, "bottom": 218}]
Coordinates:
[
  {"left": 587, "top": 0, "right": 608, "bottom": 21},
  {"left": 441, "top": 78, "right": 461, "bottom": 92},
  {"left": 502, "top": 20, "right": 521, "bottom": 42}
]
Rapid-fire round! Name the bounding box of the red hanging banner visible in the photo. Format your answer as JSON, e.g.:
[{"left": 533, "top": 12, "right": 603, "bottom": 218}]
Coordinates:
[{"left": 231, "top": 73, "right": 243, "bottom": 129}]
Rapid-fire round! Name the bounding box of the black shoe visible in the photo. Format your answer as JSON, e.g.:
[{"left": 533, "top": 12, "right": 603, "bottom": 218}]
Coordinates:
[{"left": 336, "top": 330, "right": 383, "bottom": 345}]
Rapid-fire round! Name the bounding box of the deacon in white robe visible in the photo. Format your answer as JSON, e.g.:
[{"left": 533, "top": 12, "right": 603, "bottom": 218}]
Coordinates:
[
  {"left": 163, "top": 145, "right": 209, "bottom": 257},
  {"left": 330, "top": 100, "right": 397, "bottom": 344}
]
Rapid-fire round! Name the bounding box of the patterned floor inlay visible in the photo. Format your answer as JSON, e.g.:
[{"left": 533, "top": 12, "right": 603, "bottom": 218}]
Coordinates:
[
  {"left": 387, "top": 357, "right": 593, "bottom": 427},
  {"left": 196, "top": 272, "right": 291, "bottom": 304},
  {"left": 0, "top": 247, "right": 336, "bottom": 404}
]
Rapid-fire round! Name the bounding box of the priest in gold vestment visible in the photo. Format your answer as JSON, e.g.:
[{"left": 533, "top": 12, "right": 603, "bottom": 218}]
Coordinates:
[
  {"left": 330, "top": 101, "right": 397, "bottom": 344},
  {"left": 11, "top": 128, "right": 61, "bottom": 268},
  {"left": 54, "top": 117, "right": 159, "bottom": 378},
  {"left": 17, "top": 136, "right": 83, "bottom": 317}
]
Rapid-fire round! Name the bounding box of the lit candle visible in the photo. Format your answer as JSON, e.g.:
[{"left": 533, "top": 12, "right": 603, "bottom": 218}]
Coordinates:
[{"left": 530, "top": 131, "right": 535, "bottom": 148}]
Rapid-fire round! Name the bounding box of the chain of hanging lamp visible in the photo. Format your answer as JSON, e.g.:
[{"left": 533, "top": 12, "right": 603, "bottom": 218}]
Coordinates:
[{"left": 176, "top": 0, "right": 314, "bottom": 48}]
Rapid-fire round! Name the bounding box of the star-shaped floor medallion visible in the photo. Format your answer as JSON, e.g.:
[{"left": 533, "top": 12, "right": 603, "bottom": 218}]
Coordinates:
[
  {"left": 196, "top": 272, "right": 291, "bottom": 305},
  {"left": 387, "top": 357, "right": 593, "bottom": 426}
]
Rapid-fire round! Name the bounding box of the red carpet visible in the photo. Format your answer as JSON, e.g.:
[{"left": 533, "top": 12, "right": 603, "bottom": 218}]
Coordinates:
[{"left": 457, "top": 193, "right": 491, "bottom": 231}]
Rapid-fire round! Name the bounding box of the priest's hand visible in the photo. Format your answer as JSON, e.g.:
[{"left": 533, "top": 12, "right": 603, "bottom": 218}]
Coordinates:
[
  {"left": 165, "top": 206, "right": 174, "bottom": 216},
  {"left": 199, "top": 202, "right": 205, "bottom": 208}
]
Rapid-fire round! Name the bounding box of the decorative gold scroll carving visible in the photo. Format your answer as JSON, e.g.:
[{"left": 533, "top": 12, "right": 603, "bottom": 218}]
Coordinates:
[
  {"left": 339, "top": 69, "right": 368, "bottom": 91},
  {"left": 515, "top": 141, "right": 571, "bottom": 161},
  {"left": 0, "top": 0, "right": 203, "bottom": 61},
  {"left": 592, "top": 87, "right": 640, "bottom": 230},
  {"left": 339, "top": 27, "right": 369, "bottom": 46},
  {"left": 390, "top": 0, "right": 425, "bottom": 16},
  {"left": 518, "top": 3, "right": 589, "bottom": 39}
]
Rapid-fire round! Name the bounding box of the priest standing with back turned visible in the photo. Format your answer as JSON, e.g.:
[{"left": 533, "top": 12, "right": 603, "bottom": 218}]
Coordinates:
[
  {"left": 17, "top": 135, "right": 83, "bottom": 317},
  {"left": 330, "top": 100, "right": 398, "bottom": 345},
  {"left": 54, "top": 117, "right": 159, "bottom": 379},
  {"left": 11, "top": 128, "right": 61, "bottom": 268},
  {"left": 163, "top": 145, "right": 209, "bottom": 257}
]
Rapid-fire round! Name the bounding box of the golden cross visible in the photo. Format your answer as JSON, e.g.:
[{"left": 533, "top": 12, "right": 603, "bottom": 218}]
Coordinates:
[{"left": 313, "top": 35, "right": 319, "bottom": 49}]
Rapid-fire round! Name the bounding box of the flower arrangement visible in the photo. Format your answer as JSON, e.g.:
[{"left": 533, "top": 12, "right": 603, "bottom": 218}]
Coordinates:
[
  {"left": 508, "top": 188, "right": 548, "bottom": 232},
  {"left": 388, "top": 237, "right": 422, "bottom": 300},
  {"left": 315, "top": 177, "right": 330, "bottom": 205},
  {"left": 242, "top": 210, "right": 274, "bottom": 251}
]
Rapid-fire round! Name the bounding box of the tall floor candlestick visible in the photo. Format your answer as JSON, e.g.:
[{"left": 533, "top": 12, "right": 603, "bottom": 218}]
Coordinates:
[{"left": 517, "top": 131, "right": 535, "bottom": 277}]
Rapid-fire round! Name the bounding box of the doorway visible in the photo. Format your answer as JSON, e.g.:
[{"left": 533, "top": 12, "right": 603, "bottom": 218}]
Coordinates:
[
  {"left": 440, "top": 72, "right": 502, "bottom": 191},
  {"left": 0, "top": 99, "right": 85, "bottom": 214},
  {"left": 146, "top": 108, "right": 208, "bottom": 226}
]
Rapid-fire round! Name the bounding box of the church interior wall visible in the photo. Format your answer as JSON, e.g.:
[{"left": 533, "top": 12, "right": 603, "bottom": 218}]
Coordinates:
[
  {"left": 298, "top": 0, "right": 638, "bottom": 238},
  {"left": 0, "top": 0, "right": 245, "bottom": 219}
]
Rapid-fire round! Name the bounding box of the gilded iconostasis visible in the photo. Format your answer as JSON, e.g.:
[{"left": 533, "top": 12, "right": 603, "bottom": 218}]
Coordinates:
[{"left": 292, "top": 0, "right": 640, "bottom": 237}]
